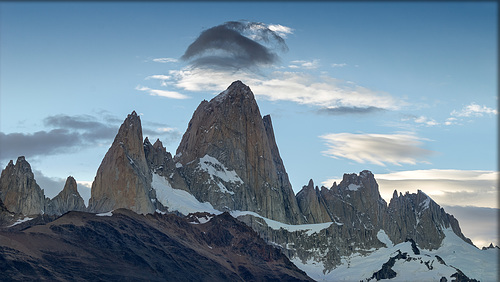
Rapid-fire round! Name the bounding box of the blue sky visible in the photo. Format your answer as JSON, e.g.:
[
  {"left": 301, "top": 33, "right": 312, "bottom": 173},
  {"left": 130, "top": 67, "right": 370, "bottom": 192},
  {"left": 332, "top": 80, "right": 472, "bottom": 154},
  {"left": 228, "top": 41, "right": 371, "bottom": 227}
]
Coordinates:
[{"left": 0, "top": 2, "right": 497, "bottom": 246}]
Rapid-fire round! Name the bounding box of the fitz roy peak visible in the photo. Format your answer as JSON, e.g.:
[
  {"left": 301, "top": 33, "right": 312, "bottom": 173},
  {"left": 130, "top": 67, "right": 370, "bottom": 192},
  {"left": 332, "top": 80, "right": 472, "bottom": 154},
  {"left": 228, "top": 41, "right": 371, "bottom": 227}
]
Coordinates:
[
  {"left": 0, "top": 81, "right": 496, "bottom": 281},
  {"left": 175, "top": 81, "right": 303, "bottom": 224}
]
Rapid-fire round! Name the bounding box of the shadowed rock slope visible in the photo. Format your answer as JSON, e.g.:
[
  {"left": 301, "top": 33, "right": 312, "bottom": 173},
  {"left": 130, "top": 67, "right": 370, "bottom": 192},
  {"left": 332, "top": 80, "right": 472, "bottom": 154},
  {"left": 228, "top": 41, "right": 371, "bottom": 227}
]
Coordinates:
[{"left": 0, "top": 209, "right": 312, "bottom": 281}]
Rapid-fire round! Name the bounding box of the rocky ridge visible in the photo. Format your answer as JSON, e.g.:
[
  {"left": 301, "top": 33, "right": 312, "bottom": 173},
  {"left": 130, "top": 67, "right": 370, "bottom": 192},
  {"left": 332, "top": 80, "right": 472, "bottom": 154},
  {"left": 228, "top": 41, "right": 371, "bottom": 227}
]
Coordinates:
[
  {"left": 0, "top": 209, "right": 312, "bottom": 281},
  {"left": 242, "top": 171, "right": 475, "bottom": 274}
]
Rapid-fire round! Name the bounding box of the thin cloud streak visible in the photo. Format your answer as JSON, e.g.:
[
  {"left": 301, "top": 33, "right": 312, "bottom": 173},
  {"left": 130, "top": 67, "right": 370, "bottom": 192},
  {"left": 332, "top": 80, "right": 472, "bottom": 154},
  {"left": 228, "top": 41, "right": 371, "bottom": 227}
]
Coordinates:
[
  {"left": 320, "top": 132, "right": 435, "bottom": 166},
  {"left": 318, "top": 106, "right": 386, "bottom": 115},
  {"left": 152, "top": 57, "right": 178, "bottom": 63},
  {"left": 135, "top": 85, "right": 190, "bottom": 99},
  {"left": 166, "top": 68, "right": 403, "bottom": 111}
]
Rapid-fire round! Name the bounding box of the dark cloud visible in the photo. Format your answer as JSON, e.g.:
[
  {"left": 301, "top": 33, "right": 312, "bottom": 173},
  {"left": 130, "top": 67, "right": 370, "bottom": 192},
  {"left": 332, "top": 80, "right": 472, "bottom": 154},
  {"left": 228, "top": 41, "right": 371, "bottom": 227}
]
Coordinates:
[
  {"left": 44, "top": 114, "right": 117, "bottom": 141},
  {"left": 181, "top": 21, "right": 288, "bottom": 70},
  {"left": 0, "top": 113, "right": 181, "bottom": 161},
  {"left": 318, "top": 106, "right": 386, "bottom": 115},
  {"left": 0, "top": 130, "right": 82, "bottom": 161}
]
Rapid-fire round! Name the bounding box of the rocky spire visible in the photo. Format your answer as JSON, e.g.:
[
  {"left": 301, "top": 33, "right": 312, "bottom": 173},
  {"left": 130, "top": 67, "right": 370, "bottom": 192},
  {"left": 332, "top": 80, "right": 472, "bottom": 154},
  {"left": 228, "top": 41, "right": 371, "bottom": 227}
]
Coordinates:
[
  {"left": 296, "top": 179, "right": 331, "bottom": 223},
  {"left": 88, "top": 111, "right": 155, "bottom": 214},
  {"left": 386, "top": 189, "right": 474, "bottom": 249},
  {"left": 144, "top": 137, "right": 190, "bottom": 193},
  {"left": 45, "top": 176, "right": 86, "bottom": 215},
  {"left": 0, "top": 156, "right": 46, "bottom": 215},
  {"left": 175, "top": 81, "right": 303, "bottom": 224}
]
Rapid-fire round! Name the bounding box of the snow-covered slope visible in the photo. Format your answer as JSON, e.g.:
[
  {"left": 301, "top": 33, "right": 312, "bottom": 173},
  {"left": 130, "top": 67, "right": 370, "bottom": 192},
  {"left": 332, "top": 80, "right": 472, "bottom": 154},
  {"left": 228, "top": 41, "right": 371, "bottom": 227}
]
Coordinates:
[
  {"left": 150, "top": 172, "right": 498, "bottom": 281},
  {"left": 293, "top": 228, "right": 497, "bottom": 281},
  {"left": 151, "top": 173, "right": 220, "bottom": 215}
]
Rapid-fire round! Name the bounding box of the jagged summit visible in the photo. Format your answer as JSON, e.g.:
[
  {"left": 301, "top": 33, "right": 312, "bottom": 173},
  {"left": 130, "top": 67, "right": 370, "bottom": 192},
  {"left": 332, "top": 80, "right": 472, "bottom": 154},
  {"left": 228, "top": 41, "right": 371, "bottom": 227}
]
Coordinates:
[
  {"left": 0, "top": 156, "right": 46, "bottom": 215},
  {"left": 211, "top": 80, "right": 253, "bottom": 104}
]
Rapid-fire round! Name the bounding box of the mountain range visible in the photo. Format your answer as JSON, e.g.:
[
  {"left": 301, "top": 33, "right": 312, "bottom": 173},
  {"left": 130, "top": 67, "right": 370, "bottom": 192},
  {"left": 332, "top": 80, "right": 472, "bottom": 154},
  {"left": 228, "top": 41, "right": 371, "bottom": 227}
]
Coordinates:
[{"left": 0, "top": 81, "right": 497, "bottom": 281}]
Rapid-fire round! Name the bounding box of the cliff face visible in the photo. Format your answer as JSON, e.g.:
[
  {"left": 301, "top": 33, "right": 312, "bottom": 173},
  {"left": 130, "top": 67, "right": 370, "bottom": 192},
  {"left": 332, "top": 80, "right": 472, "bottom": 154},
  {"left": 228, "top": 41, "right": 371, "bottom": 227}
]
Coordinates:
[
  {"left": 386, "top": 189, "right": 474, "bottom": 250},
  {"left": 45, "top": 176, "right": 86, "bottom": 216},
  {"left": 0, "top": 156, "right": 46, "bottom": 215},
  {"left": 175, "top": 81, "right": 303, "bottom": 224},
  {"left": 144, "top": 137, "right": 189, "bottom": 193},
  {"left": 88, "top": 111, "right": 155, "bottom": 214}
]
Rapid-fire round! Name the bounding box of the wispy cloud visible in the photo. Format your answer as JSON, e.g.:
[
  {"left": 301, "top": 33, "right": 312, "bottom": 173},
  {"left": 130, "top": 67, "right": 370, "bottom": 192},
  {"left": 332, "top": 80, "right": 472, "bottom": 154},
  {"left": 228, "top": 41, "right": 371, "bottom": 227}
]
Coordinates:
[
  {"left": 374, "top": 169, "right": 498, "bottom": 209},
  {"left": 289, "top": 59, "right": 320, "bottom": 69},
  {"left": 451, "top": 102, "right": 497, "bottom": 117},
  {"left": 135, "top": 85, "right": 189, "bottom": 99},
  {"left": 267, "top": 24, "right": 293, "bottom": 38},
  {"left": 320, "top": 132, "right": 435, "bottom": 166},
  {"left": 146, "top": 75, "right": 171, "bottom": 80},
  {"left": 152, "top": 57, "right": 178, "bottom": 63},
  {"left": 402, "top": 115, "right": 439, "bottom": 127},
  {"left": 331, "top": 63, "right": 347, "bottom": 68},
  {"left": 166, "top": 68, "right": 403, "bottom": 111},
  {"left": 318, "top": 106, "right": 386, "bottom": 115}
]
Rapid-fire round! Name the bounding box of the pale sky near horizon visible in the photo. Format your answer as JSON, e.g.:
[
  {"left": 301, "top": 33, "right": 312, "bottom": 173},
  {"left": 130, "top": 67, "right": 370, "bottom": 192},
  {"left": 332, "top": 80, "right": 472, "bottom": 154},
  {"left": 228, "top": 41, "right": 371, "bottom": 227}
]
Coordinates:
[{"left": 0, "top": 2, "right": 497, "bottom": 247}]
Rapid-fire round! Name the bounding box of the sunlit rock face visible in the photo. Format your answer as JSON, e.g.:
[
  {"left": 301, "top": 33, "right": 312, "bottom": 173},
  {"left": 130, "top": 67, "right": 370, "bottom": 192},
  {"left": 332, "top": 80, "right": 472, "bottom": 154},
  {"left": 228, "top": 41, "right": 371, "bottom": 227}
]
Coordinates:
[
  {"left": 45, "top": 176, "right": 86, "bottom": 216},
  {"left": 0, "top": 156, "right": 46, "bottom": 216},
  {"left": 88, "top": 111, "right": 156, "bottom": 214},
  {"left": 175, "top": 81, "right": 303, "bottom": 224}
]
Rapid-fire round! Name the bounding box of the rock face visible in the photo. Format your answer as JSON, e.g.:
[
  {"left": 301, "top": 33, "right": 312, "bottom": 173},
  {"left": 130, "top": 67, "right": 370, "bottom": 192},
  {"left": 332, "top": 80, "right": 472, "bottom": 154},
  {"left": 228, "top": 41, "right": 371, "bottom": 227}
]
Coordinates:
[
  {"left": 296, "top": 180, "right": 331, "bottom": 223},
  {"left": 88, "top": 111, "right": 156, "bottom": 214},
  {"left": 248, "top": 171, "right": 475, "bottom": 272},
  {"left": 45, "top": 176, "right": 86, "bottom": 216},
  {"left": 144, "top": 137, "right": 189, "bottom": 193},
  {"left": 0, "top": 156, "right": 46, "bottom": 215},
  {"left": 175, "top": 81, "right": 303, "bottom": 224},
  {"left": 0, "top": 209, "right": 313, "bottom": 281},
  {"left": 0, "top": 198, "right": 14, "bottom": 226},
  {"left": 386, "top": 189, "right": 473, "bottom": 250}
]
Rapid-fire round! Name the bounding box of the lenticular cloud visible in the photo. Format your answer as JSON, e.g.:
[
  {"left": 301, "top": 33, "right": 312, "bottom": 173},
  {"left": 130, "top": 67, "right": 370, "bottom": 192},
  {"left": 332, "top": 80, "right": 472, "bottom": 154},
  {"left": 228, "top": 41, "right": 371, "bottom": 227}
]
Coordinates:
[{"left": 181, "top": 21, "right": 291, "bottom": 70}]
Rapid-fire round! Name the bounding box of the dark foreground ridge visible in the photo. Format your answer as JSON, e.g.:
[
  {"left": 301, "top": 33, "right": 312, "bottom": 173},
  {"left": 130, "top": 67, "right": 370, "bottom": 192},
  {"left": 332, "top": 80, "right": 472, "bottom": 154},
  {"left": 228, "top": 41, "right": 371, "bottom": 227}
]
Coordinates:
[{"left": 0, "top": 209, "right": 312, "bottom": 281}]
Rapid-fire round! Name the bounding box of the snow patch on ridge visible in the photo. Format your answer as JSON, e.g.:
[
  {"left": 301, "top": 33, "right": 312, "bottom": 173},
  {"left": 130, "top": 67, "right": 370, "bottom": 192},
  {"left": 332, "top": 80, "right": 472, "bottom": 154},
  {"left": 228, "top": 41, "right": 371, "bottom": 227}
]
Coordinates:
[
  {"left": 96, "top": 211, "right": 113, "bottom": 217},
  {"left": 231, "top": 210, "right": 333, "bottom": 236},
  {"left": 9, "top": 217, "right": 33, "bottom": 227},
  {"left": 197, "top": 154, "right": 243, "bottom": 194},
  {"left": 198, "top": 154, "right": 243, "bottom": 184},
  {"left": 151, "top": 173, "right": 221, "bottom": 215},
  {"left": 420, "top": 196, "right": 431, "bottom": 211},
  {"left": 347, "top": 183, "right": 361, "bottom": 191},
  {"left": 377, "top": 229, "right": 393, "bottom": 248}
]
